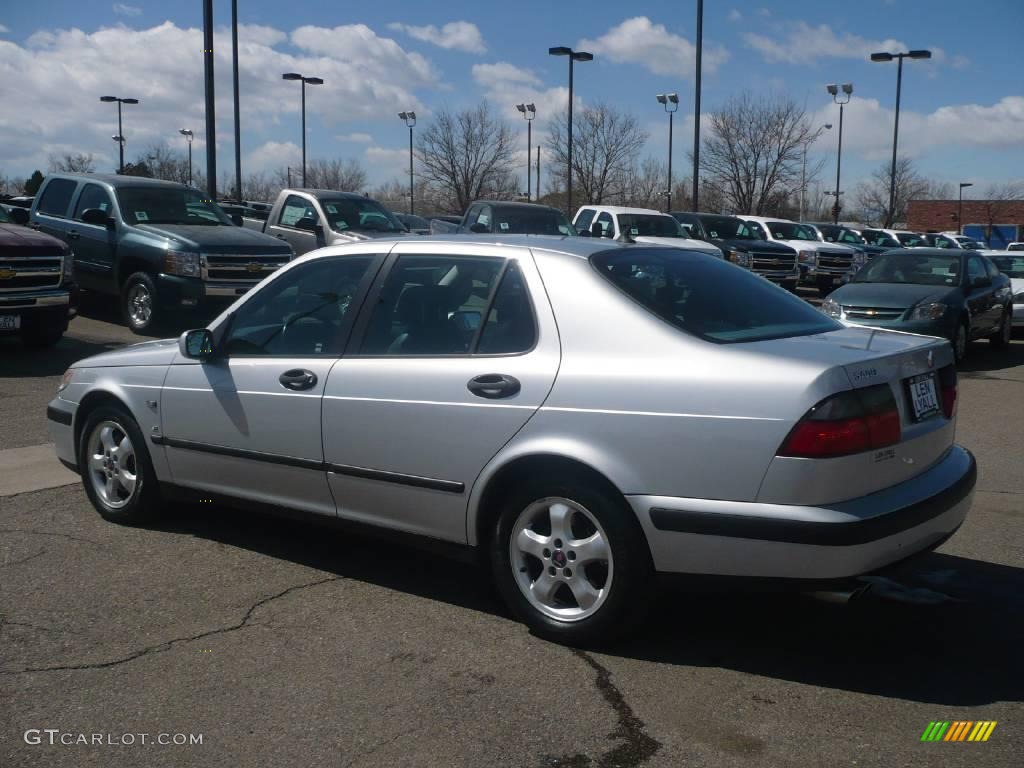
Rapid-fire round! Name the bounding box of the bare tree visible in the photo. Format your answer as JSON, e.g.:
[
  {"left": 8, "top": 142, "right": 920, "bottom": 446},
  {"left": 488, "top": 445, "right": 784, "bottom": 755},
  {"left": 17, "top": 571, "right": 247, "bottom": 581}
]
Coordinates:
[
  {"left": 304, "top": 158, "right": 368, "bottom": 192},
  {"left": 241, "top": 172, "right": 278, "bottom": 203},
  {"left": 547, "top": 103, "right": 648, "bottom": 210},
  {"left": 976, "top": 181, "right": 1024, "bottom": 240},
  {"left": 700, "top": 92, "right": 821, "bottom": 216},
  {"left": 620, "top": 157, "right": 667, "bottom": 210},
  {"left": 416, "top": 103, "right": 518, "bottom": 212},
  {"left": 47, "top": 152, "right": 96, "bottom": 174},
  {"left": 136, "top": 143, "right": 191, "bottom": 184},
  {"left": 853, "top": 156, "right": 932, "bottom": 226}
]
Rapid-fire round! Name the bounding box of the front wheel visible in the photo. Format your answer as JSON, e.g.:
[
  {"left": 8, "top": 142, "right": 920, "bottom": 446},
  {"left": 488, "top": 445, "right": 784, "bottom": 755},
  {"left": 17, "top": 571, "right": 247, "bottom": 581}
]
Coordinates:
[
  {"left": 121, "top": 272, "right": 160, "bottom": 335},
  {"left": 989, "top": 308, "right": 1012, "bottom": 348},
  {"left": 952, "top": 319, "right": 969, "bottom": 364},
  {"left": 489, "top": 475, "right": 653, "bottom": 645}
]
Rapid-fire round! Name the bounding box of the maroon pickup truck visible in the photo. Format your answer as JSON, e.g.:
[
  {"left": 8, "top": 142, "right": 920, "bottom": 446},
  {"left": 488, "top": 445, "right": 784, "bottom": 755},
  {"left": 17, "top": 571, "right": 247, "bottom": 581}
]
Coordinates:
[{"left": 0, "top": 205, "right": 78, "bottom": 347}]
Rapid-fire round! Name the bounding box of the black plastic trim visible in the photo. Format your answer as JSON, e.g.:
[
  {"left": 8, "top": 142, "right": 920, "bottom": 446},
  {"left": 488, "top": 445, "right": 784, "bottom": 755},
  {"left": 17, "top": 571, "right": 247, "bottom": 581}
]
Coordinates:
[
  {"left": 649, "top": 451, "right": 976, "bottom": 546},
  {"left": 46, "top": 404, "right": 73, "bottom": 425},
  {"left": 326, "top": 463, "right": 464, "bottom": 494}
]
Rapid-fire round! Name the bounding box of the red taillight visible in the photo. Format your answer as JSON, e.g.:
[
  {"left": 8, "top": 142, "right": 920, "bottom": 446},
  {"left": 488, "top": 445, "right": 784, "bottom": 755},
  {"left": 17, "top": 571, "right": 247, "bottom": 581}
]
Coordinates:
[
  {"left": 778, "top": 384, "right": 901, "bottom": 459},
  {"left": 939, "top": 364, "right": 957, "bottom": 419}
]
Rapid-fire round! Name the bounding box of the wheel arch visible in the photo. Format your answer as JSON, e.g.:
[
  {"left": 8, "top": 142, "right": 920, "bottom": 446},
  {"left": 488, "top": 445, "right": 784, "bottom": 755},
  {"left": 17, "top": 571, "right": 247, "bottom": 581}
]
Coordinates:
[{"left": 73, "top": 389, "right": 134, "bottom": 456}]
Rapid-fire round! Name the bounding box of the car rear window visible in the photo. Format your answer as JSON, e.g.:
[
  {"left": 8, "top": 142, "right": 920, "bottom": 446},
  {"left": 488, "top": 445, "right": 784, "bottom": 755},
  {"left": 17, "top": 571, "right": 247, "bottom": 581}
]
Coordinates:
[
  {"left": 591, "top": 248, "right": 841, "bottom": 343},
  {"left": 36, "top": 178, "right": 77, "bottom": 217}
]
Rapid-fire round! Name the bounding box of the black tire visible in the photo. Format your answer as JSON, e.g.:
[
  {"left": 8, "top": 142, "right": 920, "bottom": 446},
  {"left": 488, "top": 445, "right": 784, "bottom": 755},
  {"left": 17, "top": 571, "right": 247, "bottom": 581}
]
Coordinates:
[
  {"left": 121, "top": 272, "right": 160, "bottom": 335},
  {"left": 952, "top": 318, "right": 969, "bottom": 364},
  {"left": 489, "top": 471, "right": 653, "bottom": 645},
  {"left": 78, "top": 404, "right": 163, "bottom": 525},
  {"left": 989, "top": 307, "right": 1012, "bottom": 348},
  {"left": 22, "top": 326, "right": 64, "bottom": 349}
]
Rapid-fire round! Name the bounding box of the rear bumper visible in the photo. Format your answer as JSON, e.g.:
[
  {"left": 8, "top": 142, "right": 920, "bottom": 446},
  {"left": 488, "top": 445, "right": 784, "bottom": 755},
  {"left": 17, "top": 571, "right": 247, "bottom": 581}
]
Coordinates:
[{"left": 629, "top": 445, "right": 975, "bottom": 579}]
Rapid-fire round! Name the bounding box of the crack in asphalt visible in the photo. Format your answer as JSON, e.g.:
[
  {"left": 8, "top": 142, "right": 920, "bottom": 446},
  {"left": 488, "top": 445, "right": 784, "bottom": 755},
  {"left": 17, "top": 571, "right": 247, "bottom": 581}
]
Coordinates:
[
  {"left": 545, "top": 650, "right": 662, "bottom": 768},
  {"left": 958, "top": 373, "right": 1024, "bottom": 384},
  {"left": 0, "top": 528, "right": 101, "bottom": 547},
  {"left": 0, "top": 548, "right": 47, "bottom": 568},
  {"left": 0, "top": 575, "right": 343, "bottom": 675},
  {"left": 340, "top": 726, "right": 425, "bottom": 768}
]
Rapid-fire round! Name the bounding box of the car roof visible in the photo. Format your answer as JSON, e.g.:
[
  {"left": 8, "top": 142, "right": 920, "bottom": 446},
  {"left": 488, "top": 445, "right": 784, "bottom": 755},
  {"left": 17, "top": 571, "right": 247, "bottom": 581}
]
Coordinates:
[
  {"left": 579, "top": 205, "right": 666, "bottom": 215},
  {"left": 743, "top": 215, "right": 796, "bottom": 224},
  {"left": 473, "top": 200, "right": 561, "bottom": 212},
  {"left": 874, "top": 248, "right": 970, "bottom": 258},
  {"left": 288, "top": 189, "right": 373, "bottom": 200},
  {"left": 46, "top": 173, "right": 188, "bottom": 189}
]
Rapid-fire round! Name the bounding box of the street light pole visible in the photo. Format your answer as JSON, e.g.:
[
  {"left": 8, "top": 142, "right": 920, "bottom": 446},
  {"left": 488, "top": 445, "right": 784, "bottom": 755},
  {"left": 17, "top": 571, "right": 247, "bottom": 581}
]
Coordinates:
[
  {"left": 826, "top": 83, "right": 852, "bottom": 224},
  {"left": 100, "top": 96, "right": 139, "bottom": 173},
  {"left": 549, "top": 46, "right": 593, "bottom": 215},
  {"left": 656, "top": 94, "right": 679, "bottom": 212},
  {"left": 958, "top": 182, "right": 973, "bottom": 234},
  {"left": 398, "top": 112, "right": 417, "bottom": 214},
  {"left": 692, "top": 0, "right": 704, "bottom": 211},
  {"left": 202, "top": 0, "right": 216, "bottom": 198},
  {"left": 799, "top": 123, "right": 831, "bottom": 221},
  {"left": 231, "top": 0, "right": 242, "bottom": 200},
  {"left": 516, "top": 104, "right": 536, "bottom": 201},
  {"left": 282, "top": 73, "right": 324, "bottom": 187},
  {"left": 871, "top": 49, "right": 931, "bottom": 226},
  {"left": 179, "top": 129, "right": 194, "bottom": 186}
]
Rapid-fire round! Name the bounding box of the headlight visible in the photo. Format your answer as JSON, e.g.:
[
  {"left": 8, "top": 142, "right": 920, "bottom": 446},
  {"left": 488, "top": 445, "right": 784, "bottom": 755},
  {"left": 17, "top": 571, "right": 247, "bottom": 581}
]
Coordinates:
[
  {"left": 57, "top": 368, "right": 76, "bottom": 392},
  {"left": 821, "top": 297, "right": 842, "bottom": 318},
  {"left": 909, "top": 302, "right": 947, "bottom": 321},
  {"left": 163, "top": 250, "right": 201, "bottom": 277},
  {"left": 728, "top": 249, "right": 751, "bottom": 268},
  {"left": 798, "top": 249, "right": 816, "bottom": 264}
]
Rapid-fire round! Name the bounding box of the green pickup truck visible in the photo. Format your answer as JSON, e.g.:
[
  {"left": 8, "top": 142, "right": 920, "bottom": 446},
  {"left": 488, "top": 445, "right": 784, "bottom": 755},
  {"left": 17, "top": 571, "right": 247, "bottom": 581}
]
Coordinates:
[{"left": 30, "top": 174, "right": 294, "bottom": 333}]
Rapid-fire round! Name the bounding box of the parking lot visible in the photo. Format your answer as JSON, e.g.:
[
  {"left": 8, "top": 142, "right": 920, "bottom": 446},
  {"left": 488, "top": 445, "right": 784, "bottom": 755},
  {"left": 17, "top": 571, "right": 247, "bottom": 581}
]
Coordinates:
[{"left": 1, "top": 293, "right": 1021, "bottom": 768}]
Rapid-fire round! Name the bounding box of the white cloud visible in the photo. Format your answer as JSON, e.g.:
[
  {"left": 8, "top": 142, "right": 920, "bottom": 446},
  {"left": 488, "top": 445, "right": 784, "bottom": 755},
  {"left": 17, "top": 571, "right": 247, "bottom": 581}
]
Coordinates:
[
  {"left": 471, "top": 61, "right": 569, "bottom": 125},
  {"left": 579, "top": 17, "right": 729, "bottom": 78},
  {"left": 0, "top": 25, "right": 9, "bottom": 35},
  {"left": 744, "top": 23, "right": 909, "bottom": 64},
  {"left": 728, "top": 9, "right": 742, "bottom": 23},
  {"left": 388, "top": 21, "right": 486, "bottom": 54},
  {"left": 112, "top": 3, "right": 141, "bottom": 16},
  {"left": 245, "top": 141, "right": 301, "bottom": 174},
  {"left": 472, "top": 62, "right": 540, "bottom": 87},
  {"left": 336, "top": 132, "right": 373, "bottom": 143}
]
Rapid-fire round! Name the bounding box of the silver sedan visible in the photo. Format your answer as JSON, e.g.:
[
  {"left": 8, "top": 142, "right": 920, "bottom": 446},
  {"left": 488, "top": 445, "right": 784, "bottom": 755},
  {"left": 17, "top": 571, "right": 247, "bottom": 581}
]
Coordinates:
[{"left": 48, "top": 235, "right": 975, "bottom": 644}]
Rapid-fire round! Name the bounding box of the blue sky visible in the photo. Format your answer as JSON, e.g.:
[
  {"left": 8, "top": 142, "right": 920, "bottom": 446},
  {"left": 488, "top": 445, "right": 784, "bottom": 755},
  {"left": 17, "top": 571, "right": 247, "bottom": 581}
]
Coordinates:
[{"left": 1, "top": 0, "right": 1021, "bottom": 199}]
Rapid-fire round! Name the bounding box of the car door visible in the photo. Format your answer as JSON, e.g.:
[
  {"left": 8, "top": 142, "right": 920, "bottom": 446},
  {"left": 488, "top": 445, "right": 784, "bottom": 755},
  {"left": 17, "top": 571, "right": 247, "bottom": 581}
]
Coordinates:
[
  {"left": 265, "top": 193, "right": 324, "bottom": 256},
  {"left": 964, "top": 255, "right": 998, "bottom": 337},
  {"left": 159, "top": 253, "right": 382, "bottom": 515},
  {"left": 68, "top": 182, "right": 117, "bottom": 291},
  {"left": 321, "top": 241, "right": 560, "bottom": 542}
]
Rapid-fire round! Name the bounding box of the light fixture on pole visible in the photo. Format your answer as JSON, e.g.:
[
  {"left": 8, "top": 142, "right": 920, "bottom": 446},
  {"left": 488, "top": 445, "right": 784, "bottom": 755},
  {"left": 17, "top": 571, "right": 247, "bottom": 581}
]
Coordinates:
[
  {"left": 282, "top": 72, "right": 324, "bottom": 187},
  {"left": 100, "top": 96, "right": 139, "bottom": 173},
  {"left": 398, "top": 111, "right": 417, "bottom": 215},
  {"left": 958, "top": 182, "right": 973, "bottom": 235},
  {"left": 549, "top": 46, "right": 593, "bottom": 215},
  {"left": 871, "top": 49, "right": 932, "bottom": 226},
  {"left": 656, "top": 93, "right": 679, "bottom": 212},
  {"left": 179, "top": 129, "right": 194, "bottom": 186},
  {"left": 516, "top": 103, "right": 537, "bottom": 201},
  {"left": 826, "top": 83, "right": 852, "bottom": 224},
  {"left": 800, "top": 123, "right": 831, "bottom": 222}
]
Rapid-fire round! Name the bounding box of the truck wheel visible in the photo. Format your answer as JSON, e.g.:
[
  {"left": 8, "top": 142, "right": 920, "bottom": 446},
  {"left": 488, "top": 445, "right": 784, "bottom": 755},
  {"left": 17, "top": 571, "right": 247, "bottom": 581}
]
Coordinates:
[
  {"left": 22, "top": 326, "right": 65, "bottom": 349},
  {"left": 989, "top": 308, "right": 1012, "bottom": 348},
  {"left": 122, "top": 272, "right": 160, "bottom": 334}
]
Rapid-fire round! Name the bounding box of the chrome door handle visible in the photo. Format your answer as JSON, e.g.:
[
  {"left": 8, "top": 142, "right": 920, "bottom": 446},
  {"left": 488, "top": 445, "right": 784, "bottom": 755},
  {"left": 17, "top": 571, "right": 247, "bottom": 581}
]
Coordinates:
[{"left": 279, "top": 369, "right": 318, "bottom": 391}]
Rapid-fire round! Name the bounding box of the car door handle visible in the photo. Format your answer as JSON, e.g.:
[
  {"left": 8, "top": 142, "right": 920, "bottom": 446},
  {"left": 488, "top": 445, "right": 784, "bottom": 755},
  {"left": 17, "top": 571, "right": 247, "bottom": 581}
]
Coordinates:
[
  {"left": 67, "top": 230, "right": 80, "bottom": 240},
  {"left": 279, "top": 369, "right": 318, "bottom": 391},
  {"left": 467, "top": 374, "right": 521, "bottom": 399}
]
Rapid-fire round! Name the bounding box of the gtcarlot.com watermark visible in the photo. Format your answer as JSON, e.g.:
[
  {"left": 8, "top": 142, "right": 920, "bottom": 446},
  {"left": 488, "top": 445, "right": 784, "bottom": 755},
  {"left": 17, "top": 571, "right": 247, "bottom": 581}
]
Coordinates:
[{"left": 24, "top": 729, "right": 203, "bottom": 746}]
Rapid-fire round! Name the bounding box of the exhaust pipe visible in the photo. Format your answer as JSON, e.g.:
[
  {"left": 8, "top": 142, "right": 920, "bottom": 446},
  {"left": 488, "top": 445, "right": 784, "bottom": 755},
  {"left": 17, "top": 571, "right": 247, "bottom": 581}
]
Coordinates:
[{"left": 805, "top": 583, "right": 873, "bottom": 604}]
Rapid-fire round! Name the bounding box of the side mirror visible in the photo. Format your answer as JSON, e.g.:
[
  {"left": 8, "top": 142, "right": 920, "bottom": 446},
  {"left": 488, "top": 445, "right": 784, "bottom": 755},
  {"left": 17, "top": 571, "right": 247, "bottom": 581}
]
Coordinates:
[
  {"left": 9, "top": 207, "right": 29, "bottom": 226},
  {"left": 295, "top": 217, "right": 318, "bottom": 232},
  {"left": 469, "top": 222, "right": 489, "bottom": 234},
  {"left": 178, "top": 328, "right": 214, "bottom": 360},
  {"left": 81, "top": 208, "right": 111, "bottom": 227},
  {"left": 230, "top": 213, "right": 243, "bottom": 227}
]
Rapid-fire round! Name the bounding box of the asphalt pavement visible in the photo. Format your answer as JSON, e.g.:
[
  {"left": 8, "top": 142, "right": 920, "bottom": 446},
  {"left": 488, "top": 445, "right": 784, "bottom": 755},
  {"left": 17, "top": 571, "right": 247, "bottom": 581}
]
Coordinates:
[{"left": 1, "top": 294, "right": 1021, "bottom": 768}]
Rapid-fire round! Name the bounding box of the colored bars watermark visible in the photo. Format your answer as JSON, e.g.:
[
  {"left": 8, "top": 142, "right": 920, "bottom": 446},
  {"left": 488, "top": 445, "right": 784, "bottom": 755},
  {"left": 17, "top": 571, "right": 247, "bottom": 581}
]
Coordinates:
[{"left": 921, "top": 721, "right": 997, "bottom": 742}]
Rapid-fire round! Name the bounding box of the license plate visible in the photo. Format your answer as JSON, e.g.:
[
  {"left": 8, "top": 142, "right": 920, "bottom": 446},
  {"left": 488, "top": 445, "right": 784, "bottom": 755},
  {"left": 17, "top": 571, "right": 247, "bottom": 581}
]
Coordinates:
[
  {"left": 0, "top": 314, "right": 20, "bottom": 330},
  {"left": 907, "top": 373, "right": 939, "bottom": 421}
]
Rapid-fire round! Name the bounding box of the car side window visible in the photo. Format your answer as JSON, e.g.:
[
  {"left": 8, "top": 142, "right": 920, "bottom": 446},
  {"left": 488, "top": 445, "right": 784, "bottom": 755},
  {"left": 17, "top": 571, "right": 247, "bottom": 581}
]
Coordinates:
[
  {"left": 278, "top": 195, "right": 318, "bottom": 228},
  {"left": 36, "top": 179, "right": 77, "bottom": 218},
  {"left": 477, "top": 263, "right": 537, "bottom": 354},
  {"left": 360, "top": 255, "right": 505, "bottom": 355},
  {"left": 223, "top": 256, "right": 374, "bottom": 357},
  {"left": 967, "top": 257, "right": 988, "bottom": 286},
  {"left": 73, "top": 184, "right": 114, "bottom": 221},
  {"left": 575, "top": 208, "right": 596, "bottom": 232}
]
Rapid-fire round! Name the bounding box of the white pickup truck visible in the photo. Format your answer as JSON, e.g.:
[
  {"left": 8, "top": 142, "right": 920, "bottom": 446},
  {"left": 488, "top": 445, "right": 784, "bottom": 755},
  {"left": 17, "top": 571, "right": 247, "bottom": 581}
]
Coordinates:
[
  {"left": 742, "top": 215, "right": 863, "bottom": 296},
  {"left": 572, "top": 205, "right": 723, "bottom": 257}
]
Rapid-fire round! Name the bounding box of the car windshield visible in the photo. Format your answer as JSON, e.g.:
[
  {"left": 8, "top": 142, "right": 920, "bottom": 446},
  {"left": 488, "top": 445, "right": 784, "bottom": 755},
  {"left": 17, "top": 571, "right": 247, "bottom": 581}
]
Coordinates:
[
  {"left": 491, "top": 207, "right": 576, "bottom": 236},
  {"left": 592, "top": 247, "right": 840, "bottom": 343},
  {"left": 116, "top": 187, "right": 231, "bottom": 226},
  {"left": 819, "top": 225, "right": 866, "bottom": 244},
  {"left": 700, "top": 216, "right": 757, "bottom": 240},
  {"left": 853, "top": 253, "right": 962, "bottom": 286},
  {"left": 397, "top": 214, "right": 430, "bottom": 230},
  {"left": 616, "top": 214, "right": 684, "bottom": 237},
  {"left": 746, "top": 221, "right": 768, "bottom": 240},
  {"left": 765, "top": 222, "right": 816, "bottom": 241},
  {"left": 990, "top": 256, "right": 1024, "bottom": 278},
  {"left": 895, "top": 232, "right": 927, "bottom": 247},
  {"left": 320, "top": 198, "right": 405, "bottom": 233},
  {"left": 863, "top": 231, "right": 901, "bottom": 247}
]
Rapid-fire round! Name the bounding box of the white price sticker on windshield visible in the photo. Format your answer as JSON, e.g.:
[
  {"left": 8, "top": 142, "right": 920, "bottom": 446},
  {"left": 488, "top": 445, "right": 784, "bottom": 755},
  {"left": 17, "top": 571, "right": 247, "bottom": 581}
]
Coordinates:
[
  {"left": 499, "top": 222, "right": 509, "bottom": 231},
  {"left": 135, "top": 211, "right": 149, "bottom": 221}
]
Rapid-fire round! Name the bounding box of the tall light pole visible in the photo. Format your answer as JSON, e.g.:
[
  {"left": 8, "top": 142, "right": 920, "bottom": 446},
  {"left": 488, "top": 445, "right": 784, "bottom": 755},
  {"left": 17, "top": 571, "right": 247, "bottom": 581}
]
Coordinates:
[
  {"left": 800, "top": 123, "right": 831, "bottom": 221},
  {"left": 282, "top": 72, "right": 324, "bottom": 187},
  {"left": 958, "top": 182, "right": 973, "bottom": 234},
  {"left": 179, "top": 129, "right": 194, "bottom": 186},
  {"left": 398, "top": 112, "right": 416, "bottom": 214},
  {"left": 202, "top": 0, "right": 216, "bottom": 198},
  {"left": 871, "top": 49, "right": 932, "bottom": 226},
  {"left": 549, "top": 46, "right": 593, "bottom": 215},
  {"left": 826, "top": 83, "right": 852, "bottom": 224},
  {"left": 656, "top": 93, "right": 679, "bottom": 212},
  {"left": 99, "top": 96, "right": 139, "bottom": 173},
  {"left": 516, "top": 103, "right": 536, "bottom": 201},
  {"left": 692, "top": 0, "right": 704, "bottom": 211},
  {"left": 231, "top": 0, "right": 242, "bottom": 200}
]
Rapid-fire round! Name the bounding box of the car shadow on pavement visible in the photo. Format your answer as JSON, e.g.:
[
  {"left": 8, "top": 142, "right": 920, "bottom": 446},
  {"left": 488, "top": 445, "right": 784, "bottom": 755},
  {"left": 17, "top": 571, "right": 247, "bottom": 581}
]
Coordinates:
[
  {"left": 152, "top": 501, "right": 1021, "bottom": 708},
  {"left": 0, "top": 336, "right": 124, "bottom": 377},
  {"left": 957, "top": 335, "right": 1024, "bottom": 375}
]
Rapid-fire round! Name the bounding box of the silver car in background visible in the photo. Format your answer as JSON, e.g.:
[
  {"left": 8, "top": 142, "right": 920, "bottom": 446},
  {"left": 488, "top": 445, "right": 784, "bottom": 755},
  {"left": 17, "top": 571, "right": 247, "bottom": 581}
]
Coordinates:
[{"left": 48, "top": 236, "right": 975, "bottom": 644}]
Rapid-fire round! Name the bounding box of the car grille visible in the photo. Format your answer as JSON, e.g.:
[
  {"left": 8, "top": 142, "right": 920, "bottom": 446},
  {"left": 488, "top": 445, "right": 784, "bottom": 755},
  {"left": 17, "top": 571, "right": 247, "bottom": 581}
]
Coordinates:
[
  {"left": 749, "top": 250, "right": 796, "bottom": 272},
  {"left": 0, "top": 253, "right": 64, "bottom": 292},
  {"left": 842, "top": 305, "right": 905, "bottom": 320},
  {"left": 817, "top": 249, "right": 853, "bottom": 272},
  {"left": 201, "top": 253, "right": 290, "bottom": 282}
]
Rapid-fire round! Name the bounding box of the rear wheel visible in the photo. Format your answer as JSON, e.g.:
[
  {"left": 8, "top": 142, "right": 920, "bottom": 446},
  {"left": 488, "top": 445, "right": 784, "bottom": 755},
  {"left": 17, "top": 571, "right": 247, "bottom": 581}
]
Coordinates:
[
  {"left": 121, "top": 272, "right": 160, "bottom": 335},
  {"left": 952, "top": 319, "right": 969, "bottom": 363},
  {"left": 989, "top": 308, "right": 1012, "bottom": 348},
  {"left": 490, "top": 473, "right": 653, "bottom": 645}
]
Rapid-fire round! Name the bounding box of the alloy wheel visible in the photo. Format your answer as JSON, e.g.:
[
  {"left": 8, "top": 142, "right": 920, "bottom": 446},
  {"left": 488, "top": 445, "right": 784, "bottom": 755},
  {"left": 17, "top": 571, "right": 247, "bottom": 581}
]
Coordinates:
[
  {"left": 510, "top": 497, "right": 613, "bottom": 622},
  {"left": 127, "top": 283, "right": 153, "bottom": 328},
  {"left": 86, "top": 420, "right": 139, "bottom": 509}
]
